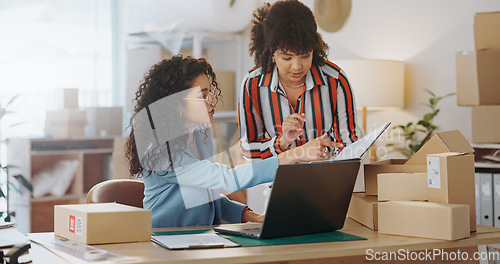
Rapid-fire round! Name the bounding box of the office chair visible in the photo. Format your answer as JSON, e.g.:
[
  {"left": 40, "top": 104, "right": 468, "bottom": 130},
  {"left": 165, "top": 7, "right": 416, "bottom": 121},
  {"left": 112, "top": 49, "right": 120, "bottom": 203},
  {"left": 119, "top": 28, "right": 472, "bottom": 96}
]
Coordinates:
[{"left": 86, "top": 179, "right": 145, "bottom": 208}]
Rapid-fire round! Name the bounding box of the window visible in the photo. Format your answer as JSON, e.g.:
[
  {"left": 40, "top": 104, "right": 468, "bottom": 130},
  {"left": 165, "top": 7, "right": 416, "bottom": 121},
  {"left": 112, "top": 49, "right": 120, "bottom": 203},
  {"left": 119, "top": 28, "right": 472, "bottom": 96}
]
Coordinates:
[{"left": 0, "top": 0, "right": 114, "bottom": 138}]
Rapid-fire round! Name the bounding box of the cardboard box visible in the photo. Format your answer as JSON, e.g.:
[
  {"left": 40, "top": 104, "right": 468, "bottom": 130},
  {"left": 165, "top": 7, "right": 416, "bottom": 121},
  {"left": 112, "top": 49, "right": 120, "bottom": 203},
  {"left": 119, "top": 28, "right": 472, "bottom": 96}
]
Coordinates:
[
  {"left": 471, "top": 106, "right": 500, "bottom": 143},
  {"left": 55, "top": 88, "right": 79, "bottom": 109},
  {"left": 347, "top": 193, "right": 379, "bottom": 230},
  {"left": 44, "top": 124, "right": 85, "bottom": 138},
  {"left": 54, "top": 203, "right": 151, "bottom": 244},
  {"left": 45, "top": 109, "right": 87, "bottom": 126},
  {"left": 215, "top": 71, "right": 236, "bottom": 112},
  {"left": 377, "top": 172, "right": 428, "bottom": 202},
  {"left": 378, "top": 201, "right": 470, "bottom": 241},
  {"left": 427, "top": 152, "right": 476, "bottom": 232},
  {"left": 85, "top": 107, "right": 123, "bottom": 137},
  {"left": 364, "top": 159, "right": 426, "bottom": 196},
  {"left": 456, "top": 50, "right": 500, "bottom": 106},
  {"left": 474, "top": 12, "right": 500, "bottom": 50},
  {"left": 112, "top": 137, "right": 131, "bottom": 179},
  {"left": 405, "top": 130, "right": 474, "bottom": 165}
]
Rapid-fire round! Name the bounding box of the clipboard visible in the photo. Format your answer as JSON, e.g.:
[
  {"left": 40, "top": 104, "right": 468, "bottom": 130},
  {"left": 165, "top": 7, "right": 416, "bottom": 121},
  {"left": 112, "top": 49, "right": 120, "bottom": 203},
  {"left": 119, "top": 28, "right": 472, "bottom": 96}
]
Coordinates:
[
  {"left": 334, "top": 122, "right": 391, "bottom": 161},
  {"left": 152, "top": 233, "right": 240, "bottom": 250}
]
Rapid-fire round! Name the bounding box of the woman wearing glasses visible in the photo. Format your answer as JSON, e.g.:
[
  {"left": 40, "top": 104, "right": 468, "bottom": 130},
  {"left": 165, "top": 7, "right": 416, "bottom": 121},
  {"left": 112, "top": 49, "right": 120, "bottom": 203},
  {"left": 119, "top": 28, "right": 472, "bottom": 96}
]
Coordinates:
[{"left": 125, "top": 55, "right": 338, "bottom": 228}]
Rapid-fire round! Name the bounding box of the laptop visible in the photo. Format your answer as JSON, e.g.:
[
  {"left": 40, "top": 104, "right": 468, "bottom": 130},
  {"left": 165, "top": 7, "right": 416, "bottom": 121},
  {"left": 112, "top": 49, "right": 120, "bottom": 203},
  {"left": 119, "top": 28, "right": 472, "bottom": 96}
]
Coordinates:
[{"left": 214, "top": 159, "right": 360, "bottom": 239}]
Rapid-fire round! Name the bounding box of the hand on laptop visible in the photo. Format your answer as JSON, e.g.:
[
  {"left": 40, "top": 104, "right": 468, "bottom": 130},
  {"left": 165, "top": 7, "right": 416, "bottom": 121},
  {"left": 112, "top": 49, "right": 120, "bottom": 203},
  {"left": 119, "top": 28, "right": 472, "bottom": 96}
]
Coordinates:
[
  {"left": 242, "top": 208, "right": 265, "bottom": 223},
  {"left": 278, "top": 134, "right": 343, "bottom": 164}
]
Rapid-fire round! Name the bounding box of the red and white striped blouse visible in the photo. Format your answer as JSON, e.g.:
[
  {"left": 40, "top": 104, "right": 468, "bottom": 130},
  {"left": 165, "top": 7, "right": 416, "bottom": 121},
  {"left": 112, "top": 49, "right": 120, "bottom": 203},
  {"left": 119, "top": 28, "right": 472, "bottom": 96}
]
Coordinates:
[{"left": 238, "top": 60, "right": 362, "bottom": 160}]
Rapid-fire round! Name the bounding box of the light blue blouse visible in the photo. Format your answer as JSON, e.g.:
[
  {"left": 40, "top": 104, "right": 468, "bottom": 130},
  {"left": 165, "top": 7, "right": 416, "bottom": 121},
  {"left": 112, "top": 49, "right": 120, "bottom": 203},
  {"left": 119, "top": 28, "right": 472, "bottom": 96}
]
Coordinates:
[{"left": 142, "top": 129, "right": 279, "bottom": 228}]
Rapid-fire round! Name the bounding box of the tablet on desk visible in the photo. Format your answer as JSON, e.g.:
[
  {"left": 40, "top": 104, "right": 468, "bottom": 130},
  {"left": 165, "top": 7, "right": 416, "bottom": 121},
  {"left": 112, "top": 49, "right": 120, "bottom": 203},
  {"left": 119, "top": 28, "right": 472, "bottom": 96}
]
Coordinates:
[{"left": 151, "top": 233, "right": 240, "bottom": 249}]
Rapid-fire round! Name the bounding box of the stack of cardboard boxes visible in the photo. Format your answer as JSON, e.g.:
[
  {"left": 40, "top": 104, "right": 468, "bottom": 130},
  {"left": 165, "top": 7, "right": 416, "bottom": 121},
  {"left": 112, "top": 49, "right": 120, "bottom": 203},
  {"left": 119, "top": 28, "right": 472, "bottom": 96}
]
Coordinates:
[
  {"left": 347, "top": 130, "right": 476, "bottom": 240},
  {"left": 44, "top": 88, "right": 123, "bottom": 138},
  {"left": 45, "top": 88, "right": 87, "bottom": 138},
  {"left": 456, "top": 12, "right": 500, "bottom": 143}
]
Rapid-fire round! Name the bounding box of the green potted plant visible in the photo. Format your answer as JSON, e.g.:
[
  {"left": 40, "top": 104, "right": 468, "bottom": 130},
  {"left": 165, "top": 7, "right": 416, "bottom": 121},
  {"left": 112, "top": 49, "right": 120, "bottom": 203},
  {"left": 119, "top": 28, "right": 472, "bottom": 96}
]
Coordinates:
[
  {"left": 386, "top": 90, "right": 455, "bottom": 158},
  {"left": 0, "top": 95, "right": 32, "bottom": 222}
]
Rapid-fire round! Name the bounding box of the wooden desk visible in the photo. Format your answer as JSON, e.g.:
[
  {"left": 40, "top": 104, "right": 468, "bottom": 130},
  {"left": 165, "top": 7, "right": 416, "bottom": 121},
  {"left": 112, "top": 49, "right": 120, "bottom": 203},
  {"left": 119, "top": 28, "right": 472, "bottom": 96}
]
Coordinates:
[{"left": 28, "top": 219, "right": 500, "bottom": 264}]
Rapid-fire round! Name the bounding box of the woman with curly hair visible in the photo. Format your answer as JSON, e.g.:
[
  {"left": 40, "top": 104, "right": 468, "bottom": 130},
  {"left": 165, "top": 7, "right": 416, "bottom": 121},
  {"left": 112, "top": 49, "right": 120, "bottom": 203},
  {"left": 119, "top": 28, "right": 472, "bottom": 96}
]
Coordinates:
[
  {"left": 125, "top": 55, "right": 338, "bottom": 228},
  {"left": 239, "top": 0, "right": 361, "bottom": 162}
]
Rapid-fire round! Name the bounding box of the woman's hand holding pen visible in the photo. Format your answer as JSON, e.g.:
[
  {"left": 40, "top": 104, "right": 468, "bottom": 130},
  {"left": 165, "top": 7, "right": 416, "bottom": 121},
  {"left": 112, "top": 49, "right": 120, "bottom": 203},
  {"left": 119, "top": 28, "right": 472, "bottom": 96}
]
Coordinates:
[
  {"left": 279, "top": 113, "right": 306, "bottom": 152},
  {"left": 278, "top": 133, "right": 343, "bottom": 164}
]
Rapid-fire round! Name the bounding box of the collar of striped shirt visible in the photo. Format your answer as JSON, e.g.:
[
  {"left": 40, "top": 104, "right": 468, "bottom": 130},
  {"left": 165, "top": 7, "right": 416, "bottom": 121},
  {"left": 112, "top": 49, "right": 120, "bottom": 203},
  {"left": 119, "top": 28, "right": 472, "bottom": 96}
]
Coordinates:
[{"left": 258, "top": 64, "right": 328, "bottom": 93}]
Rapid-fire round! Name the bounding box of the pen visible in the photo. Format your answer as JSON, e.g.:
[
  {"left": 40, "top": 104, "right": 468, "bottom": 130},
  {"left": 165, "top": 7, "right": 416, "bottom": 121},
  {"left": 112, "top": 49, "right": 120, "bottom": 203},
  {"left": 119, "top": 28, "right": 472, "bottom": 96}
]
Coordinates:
[{"left": 187, "top": 243, "right": 225, "bottom": 249}]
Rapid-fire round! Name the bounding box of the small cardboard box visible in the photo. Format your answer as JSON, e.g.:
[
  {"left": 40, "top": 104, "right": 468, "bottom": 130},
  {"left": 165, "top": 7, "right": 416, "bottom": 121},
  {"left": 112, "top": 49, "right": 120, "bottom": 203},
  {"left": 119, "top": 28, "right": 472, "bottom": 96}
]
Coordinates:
[
  {"left": 85, "top": 107, "right": 123, "bottom": 137},
  {"left": 378, "top": 201, "right": 470, "bottom": 241},
  {"left": 347, "top": 193, "right": 379, "bottom": 230},
  {"left": 474, "top": 12, "right": 500, "bottom": 50},
  {"left": 456, "top": 50, "right": 500, "bottom": 106},
  {"left": 427, "top": 152, "right": 476, "bottom": 232},
  {"left": 364, "top": 159, "right": 426, "bottom": 196},
  {"left": 45, "top": 124, "right": 85, "bottom": 138},
  {"left": 215, "top": 71, "right": 236, "bottom": 112},
  {"left": 405, "top": 130, "right": 474, "bottom": 165},
  {"left": 377, "top": 172, "right": 428, "bottom": 202},
  {"left": 54, "top": 203, "right": 151, "bottom": 244},
  {"left": 55, "top": 88, "right": 79, "bottom": 109},
  {"left": 112, "top": 137, "right": 131, "bottom": 179},
  {"left": 471, "top": 106, "right": 500, "bottom": 143},
  {"left": 45, "top": 109, "right": 87, "bottom": 126}
]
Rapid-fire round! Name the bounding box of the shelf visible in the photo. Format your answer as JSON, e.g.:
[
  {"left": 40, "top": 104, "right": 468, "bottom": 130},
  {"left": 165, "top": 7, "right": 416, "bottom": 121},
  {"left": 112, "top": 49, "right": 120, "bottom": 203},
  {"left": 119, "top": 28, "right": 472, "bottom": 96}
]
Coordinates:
[
  {"left": 475, "top": 162, "right": 500, "bottom": 169},
  {"left": 31, "top": 194, "right": 85, "bottom": 203},
  {"left": 472, "top": 143, "right": 500, "bottom": 149},
  {"left": 7, "top": 137, "right": 116, "bottom": 233},
  {"left": 31, "top": 148, "right": 113, "bottom": 156}
]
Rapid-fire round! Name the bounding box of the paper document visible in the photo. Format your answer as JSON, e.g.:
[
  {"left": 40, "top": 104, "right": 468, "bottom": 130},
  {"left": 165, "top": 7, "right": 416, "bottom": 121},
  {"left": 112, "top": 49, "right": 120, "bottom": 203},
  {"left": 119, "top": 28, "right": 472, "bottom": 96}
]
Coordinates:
[
  {"left": 334, "top": 122, "right": 391, "bottom": 161},
  {"left": 0, "top": 221, "right": 15, "bottom": 229},
  {"left": 152, "top": 233, "right": 240, "bottom": 250}
]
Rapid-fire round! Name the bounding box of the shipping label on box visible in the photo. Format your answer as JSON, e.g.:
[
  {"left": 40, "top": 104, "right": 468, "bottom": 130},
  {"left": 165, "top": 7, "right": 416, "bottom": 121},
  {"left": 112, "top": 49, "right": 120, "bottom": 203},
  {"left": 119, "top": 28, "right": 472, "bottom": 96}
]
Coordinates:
[
  {"left": 377, "top": 172, "right": 428, "bottom": 202},
  {"left": 55, "top": 203, "right": 151, "bottom": 244},
  {"left": 364, "top": 159, "right": 426, "bottom": 196},
  {"left": 426, "top": 152, "right": 476, "bottom": 232},
  {"left": 378, "top": 201, "right": 470, "bottom": 241},
  {"left": 405, "top": 130, "right": 474, "bottom": 165},
  {"left": 347, "top": 193, "right": 380, "bottom": 230},
  {"left": 427, "top": 156, "right": 441, "bottom": 189}
]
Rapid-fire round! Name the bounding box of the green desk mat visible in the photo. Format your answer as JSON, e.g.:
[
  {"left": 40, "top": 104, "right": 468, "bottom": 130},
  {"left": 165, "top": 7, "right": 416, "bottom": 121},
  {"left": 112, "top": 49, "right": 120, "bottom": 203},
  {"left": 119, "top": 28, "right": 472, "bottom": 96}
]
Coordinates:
[{"left": 153, "top": 229, "right": 366, "bottom": 247}]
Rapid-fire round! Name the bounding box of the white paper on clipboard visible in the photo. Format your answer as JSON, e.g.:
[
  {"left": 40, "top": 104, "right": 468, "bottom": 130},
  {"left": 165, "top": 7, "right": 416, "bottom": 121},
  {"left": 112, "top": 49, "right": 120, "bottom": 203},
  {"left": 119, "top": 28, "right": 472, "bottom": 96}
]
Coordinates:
[{"left": 334, "top": 122, "right": 391, "bottom": 161}]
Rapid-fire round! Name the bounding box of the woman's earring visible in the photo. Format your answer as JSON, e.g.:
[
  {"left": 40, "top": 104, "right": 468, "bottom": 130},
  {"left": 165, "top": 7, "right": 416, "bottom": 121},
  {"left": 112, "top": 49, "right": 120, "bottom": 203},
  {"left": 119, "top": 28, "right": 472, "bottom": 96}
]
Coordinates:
[{"left": 272, "top": 57, "right": 275, "bottom": 63}]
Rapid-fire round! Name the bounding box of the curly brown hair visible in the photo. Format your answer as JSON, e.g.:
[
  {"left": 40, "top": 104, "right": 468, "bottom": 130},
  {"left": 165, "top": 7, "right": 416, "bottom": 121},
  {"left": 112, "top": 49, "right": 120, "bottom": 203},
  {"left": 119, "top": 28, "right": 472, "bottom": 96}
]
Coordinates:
[
  {"left": 249, "top": 0, "right": 329, "bottom": 73},
  {"left": 125, "top": 55, "right": 221, "bottom": 178}
]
